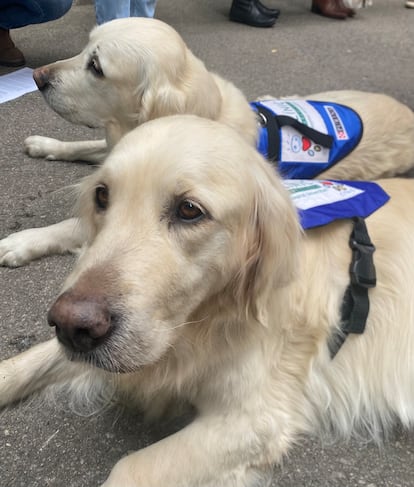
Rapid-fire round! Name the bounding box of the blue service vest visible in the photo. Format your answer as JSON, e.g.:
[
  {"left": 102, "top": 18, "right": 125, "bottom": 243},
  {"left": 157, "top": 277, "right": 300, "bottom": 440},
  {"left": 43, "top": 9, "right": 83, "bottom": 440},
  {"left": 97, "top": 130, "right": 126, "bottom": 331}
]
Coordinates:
[
  {"left": 250, "top": 99, "right": 363, "bottom": 179},
  {"left": 284, "top": 180, "right": 390, "bottom": 229}
]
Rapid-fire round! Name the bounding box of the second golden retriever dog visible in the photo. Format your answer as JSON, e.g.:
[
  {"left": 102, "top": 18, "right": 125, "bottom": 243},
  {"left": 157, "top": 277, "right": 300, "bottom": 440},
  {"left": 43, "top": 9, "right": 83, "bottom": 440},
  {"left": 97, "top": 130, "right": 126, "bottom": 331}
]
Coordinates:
[
  {"left": 0, "top": 17, "right": 413, "bottom": 267},
  {"left": 24, "top": 17, "right": 414, "bottom": 180},
  {"left": 1, "top": 116, "right": 414, "bottom": 487}
]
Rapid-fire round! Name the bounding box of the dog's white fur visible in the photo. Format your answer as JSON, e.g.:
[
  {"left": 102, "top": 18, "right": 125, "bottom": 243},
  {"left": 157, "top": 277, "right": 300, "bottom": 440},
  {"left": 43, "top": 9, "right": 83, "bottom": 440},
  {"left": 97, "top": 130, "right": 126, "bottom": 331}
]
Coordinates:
[
  {"left": 1, "top": 116, "right": 414, "bottom": 487},
  {"left": 1, "top": 18, "right": 413, "bottom": 268}
]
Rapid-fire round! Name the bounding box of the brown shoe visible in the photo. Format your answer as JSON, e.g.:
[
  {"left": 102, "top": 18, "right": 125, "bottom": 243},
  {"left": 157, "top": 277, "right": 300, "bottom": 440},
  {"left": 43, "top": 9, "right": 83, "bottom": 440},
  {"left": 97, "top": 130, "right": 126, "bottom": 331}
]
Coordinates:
[
  {"left": 0, "top": 28, "right": 25, "bottom": 67},
  {"left": 311, "top": 0, "right": 355, "bottom": 19}
]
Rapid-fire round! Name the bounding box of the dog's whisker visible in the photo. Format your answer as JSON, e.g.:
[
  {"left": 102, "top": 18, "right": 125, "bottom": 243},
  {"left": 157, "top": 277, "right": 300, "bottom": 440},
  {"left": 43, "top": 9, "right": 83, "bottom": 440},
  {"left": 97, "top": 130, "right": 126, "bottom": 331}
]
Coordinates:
[{"left": 168, "top": 316, "right": 210, "bottom": 331}]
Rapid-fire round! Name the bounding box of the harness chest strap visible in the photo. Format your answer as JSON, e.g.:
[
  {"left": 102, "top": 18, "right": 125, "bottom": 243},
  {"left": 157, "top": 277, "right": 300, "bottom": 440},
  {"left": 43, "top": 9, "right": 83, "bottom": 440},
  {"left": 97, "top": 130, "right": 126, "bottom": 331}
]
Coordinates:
[
  {"left": 282, "top": 180, "right": 385, "bottom": 357},
  {"left": 329, "top": 217, "right": 377, "bottom": 358}
]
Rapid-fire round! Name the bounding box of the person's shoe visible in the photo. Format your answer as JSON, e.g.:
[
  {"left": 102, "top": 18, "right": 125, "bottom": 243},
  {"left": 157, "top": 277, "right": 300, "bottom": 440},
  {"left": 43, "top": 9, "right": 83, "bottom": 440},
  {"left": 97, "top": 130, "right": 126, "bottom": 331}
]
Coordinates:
[
  {"left": 229, "top": 0, "right": 278, "bottom": 27},
  {"left": 311, "top": 0, "right": 355, "bottom": 19},
  {"left": 256, "top": 0, "right": 280, "bottom": 18},
  {"left": 405, "top": 0, "right": 414, "bottom": 8},
  {"left": 0, "top": 28, "right": 25, "bottom": 67}
]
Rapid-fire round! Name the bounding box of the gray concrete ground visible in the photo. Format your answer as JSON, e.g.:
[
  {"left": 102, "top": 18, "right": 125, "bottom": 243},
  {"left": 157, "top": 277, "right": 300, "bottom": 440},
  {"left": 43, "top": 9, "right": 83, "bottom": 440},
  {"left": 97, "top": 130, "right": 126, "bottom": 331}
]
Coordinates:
[{"left": 0, "top": 0, "right": 413, "bottom": 485}]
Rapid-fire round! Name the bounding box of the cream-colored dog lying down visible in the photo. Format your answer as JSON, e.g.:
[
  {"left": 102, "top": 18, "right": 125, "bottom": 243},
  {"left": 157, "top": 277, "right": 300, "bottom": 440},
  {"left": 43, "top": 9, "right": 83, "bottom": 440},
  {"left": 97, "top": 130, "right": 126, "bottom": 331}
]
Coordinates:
[
  {"left": 24, "top": 18, "right": 414, "bottom": 180},
  {"left": 1, "top": 18, "right": 414, "bottom": 268},
  {"left": 1, "top": 116, "right": 413, "bottom": 487}
]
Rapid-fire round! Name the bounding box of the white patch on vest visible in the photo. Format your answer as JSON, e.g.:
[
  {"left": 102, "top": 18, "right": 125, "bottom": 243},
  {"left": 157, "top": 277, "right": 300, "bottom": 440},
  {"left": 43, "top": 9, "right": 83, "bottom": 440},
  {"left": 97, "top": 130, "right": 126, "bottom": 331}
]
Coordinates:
[
  {"left": 260, "top": 99, "right": 330, "bottom": 164},
  {"left": 283, "top": 180, "right": 363, "bottom": 210},
  {"left": 324, "top": 105, "right": 349, "bottom": 140}
]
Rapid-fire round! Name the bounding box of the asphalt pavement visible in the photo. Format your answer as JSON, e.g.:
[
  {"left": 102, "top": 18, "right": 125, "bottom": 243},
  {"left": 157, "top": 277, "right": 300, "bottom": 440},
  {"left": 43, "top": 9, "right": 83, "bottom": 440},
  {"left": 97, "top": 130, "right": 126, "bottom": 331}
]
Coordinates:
[{"left": 0, "top": 0, "right": 413, "bottom": 486}]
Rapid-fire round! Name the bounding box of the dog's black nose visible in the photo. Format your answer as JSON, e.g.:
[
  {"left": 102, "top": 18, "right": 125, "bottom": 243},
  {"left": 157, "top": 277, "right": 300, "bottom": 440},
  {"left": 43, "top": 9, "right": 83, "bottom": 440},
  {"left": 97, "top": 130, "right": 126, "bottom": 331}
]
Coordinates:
[
  {"left": 33, "top": 66, "right": 50, "bottom": 91},
  {"left": 48, "top": 291, "right": 112, "bottom": 353}
]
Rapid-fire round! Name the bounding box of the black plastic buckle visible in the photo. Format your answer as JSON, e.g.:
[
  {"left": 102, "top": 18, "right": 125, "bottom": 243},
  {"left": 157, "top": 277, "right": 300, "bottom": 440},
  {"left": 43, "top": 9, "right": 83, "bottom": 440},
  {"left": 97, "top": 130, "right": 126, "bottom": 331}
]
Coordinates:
[{"left": 349, "top": 238, "right": 376, "bottom": 288}]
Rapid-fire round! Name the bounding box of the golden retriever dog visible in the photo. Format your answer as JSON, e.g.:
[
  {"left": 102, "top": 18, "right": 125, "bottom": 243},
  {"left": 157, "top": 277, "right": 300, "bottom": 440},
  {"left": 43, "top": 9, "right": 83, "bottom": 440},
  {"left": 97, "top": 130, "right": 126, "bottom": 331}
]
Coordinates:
[
  {"left": 24, "top": 17, "right": 414, "bottom": 180},
  {"left": 0, "top": 18, "right": 413, "bottom": 268},
  {"left": 1, "top": 116, "right": 413, "bottom": 487}
]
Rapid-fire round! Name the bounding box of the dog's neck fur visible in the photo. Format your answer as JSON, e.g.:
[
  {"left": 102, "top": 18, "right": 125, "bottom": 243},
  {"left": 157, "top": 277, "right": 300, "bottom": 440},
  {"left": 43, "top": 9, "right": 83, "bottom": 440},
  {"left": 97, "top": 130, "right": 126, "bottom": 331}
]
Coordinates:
[
  {"left": 175, "top": 49, "right": 259, "bottom": 147},
  {"left": 105, "top": 120, "right": 137, "bottom": 150},
  {"left": 181, "top": 51, "right": 259, "bottom": 147},
  {"left": 211, "top": 72, "right": 259, "bottom": 148}
]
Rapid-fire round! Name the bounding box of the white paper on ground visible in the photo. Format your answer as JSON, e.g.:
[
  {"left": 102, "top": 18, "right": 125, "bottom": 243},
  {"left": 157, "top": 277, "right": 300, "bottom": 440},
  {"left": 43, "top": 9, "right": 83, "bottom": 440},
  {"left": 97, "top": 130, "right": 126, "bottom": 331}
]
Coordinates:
[{"left": 0, "top": 67, "right": 37, "bottom": 104}]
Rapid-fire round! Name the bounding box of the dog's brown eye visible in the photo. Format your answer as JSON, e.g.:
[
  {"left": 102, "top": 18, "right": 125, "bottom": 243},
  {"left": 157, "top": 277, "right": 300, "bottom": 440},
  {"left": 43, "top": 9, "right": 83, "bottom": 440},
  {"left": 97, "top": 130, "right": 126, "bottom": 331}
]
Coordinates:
[
  {"left": 95, "top": 184, "right": 109, "bottom": 211},
  {"left": 176, "top": 200, "right": 204, "bottom": 222},
  {"left": 88, "top": 56, "right": 103, "bottom": 77}
]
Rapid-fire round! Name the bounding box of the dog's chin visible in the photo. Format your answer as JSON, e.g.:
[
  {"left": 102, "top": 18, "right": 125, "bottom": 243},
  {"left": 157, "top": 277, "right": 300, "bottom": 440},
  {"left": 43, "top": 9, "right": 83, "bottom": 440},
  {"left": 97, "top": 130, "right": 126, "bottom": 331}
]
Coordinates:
[
  {"left": 42, "top": 90, "right": 102, "bottom": 128},
  {"left": 55, "top": 110, "right": 102, "bottom": 129},
  {"left": 63, "top": 347, "right": 144, "bottom": 374}
]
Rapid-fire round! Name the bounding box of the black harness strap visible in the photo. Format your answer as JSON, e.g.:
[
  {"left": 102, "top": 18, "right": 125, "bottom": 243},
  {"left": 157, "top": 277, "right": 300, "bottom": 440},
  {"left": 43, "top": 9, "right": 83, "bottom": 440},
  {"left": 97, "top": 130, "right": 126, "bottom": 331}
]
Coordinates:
[
  {"left": 255, "top": 104, "right": 280, "bottom": 161},
  {"left": 255, "top": 105, "right": 334, "bottom": 163},
  {"left": 329, "top": 217, "right": 377, "bottom": 358},
  {"left": 275, "top": 115, "right": 334, "bottom": 149}
]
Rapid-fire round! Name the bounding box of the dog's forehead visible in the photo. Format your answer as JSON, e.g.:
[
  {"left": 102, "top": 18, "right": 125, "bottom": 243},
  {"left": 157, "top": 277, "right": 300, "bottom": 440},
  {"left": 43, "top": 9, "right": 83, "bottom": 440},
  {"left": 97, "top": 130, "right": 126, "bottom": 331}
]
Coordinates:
[
  {"left": 104, "top": 144, "right": 237, "bottom": 191},
  {"left": 84, "top": 19, "right": 188, "bottom": 79},
  {"left": 107, "top": 117, "right": 257, "bottom": 181},
  {"left": 89, "top": 18, "right": 181, "bottom": 51}
]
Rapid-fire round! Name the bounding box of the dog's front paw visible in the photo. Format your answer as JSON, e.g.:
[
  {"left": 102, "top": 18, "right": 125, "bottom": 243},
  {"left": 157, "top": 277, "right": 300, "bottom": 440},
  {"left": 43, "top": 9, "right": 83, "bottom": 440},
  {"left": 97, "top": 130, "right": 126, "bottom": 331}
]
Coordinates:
[
  {"left": 24, "top": 135, "right": 63, "bottom": 160},
  {"left": 0, "top": 230, "right": 41, "bottom": 267}
]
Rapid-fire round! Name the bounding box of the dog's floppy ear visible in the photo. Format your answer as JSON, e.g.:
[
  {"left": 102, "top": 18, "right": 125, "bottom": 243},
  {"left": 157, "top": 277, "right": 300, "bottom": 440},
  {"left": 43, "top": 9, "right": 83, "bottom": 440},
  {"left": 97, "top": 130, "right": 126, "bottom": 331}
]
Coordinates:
[
  {"left": 234, "top": 167, "right": 301, "bottom": 325},
  {"left": 138, "top": 50, "right": 222, "bottom": 123},
  {"left": 140, "top": 76, "right": 187, "bottom": 121}
]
